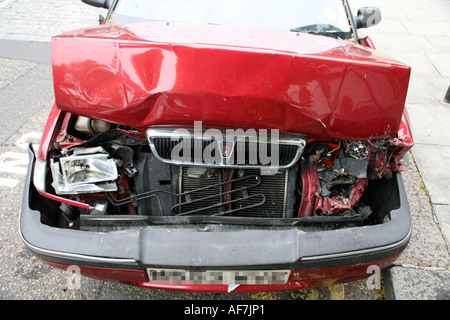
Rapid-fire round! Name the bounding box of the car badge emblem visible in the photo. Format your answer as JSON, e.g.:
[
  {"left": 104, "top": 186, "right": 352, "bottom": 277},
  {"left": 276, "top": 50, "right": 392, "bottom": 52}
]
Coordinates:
[
  {"left": 222, "top": 144, "right": 232, "bottom": 157},
  {"left": 219, "top": 140, "right": 235, "bottom": 164}
]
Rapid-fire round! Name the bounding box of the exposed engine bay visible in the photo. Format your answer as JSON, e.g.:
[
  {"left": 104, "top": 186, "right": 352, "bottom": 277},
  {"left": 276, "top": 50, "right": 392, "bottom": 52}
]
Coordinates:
[{"left": 39, "top": 113, "right": 410, "bottom": 231}]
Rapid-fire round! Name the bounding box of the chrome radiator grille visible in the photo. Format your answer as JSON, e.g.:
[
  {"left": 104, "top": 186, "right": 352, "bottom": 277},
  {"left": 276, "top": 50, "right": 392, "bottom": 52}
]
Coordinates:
[
  {"left": 147, "top": 128, "right": 306, "bottom": 169},
  {"left": 152, "top": 138, "right": 300, "bottom": 167}
]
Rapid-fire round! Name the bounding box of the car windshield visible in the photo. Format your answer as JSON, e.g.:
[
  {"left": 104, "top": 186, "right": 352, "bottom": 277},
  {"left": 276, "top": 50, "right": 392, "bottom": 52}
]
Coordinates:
[{"left": 111, "top": 0, "right": 354, "bottom": 39}]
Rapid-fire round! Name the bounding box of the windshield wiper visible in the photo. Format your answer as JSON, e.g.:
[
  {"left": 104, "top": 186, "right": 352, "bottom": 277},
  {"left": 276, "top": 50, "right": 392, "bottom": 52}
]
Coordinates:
[
  {"left": 290, "top": 24, "right": 343, "bottom": 34},
  {"left": 290, "top": 24, "right": 351, "bottom": 39}
]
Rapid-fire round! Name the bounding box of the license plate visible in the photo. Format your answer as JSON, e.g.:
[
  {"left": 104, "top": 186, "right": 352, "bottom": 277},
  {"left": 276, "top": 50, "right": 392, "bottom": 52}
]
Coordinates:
[{"left": 146, "top": 268, "right": 291, "bottom": 285}]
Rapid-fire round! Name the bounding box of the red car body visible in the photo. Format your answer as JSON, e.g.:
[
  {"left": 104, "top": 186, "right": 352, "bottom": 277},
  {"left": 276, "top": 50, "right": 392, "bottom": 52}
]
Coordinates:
[
  {"left": 20, "top": 0, "right": 413, "bottom": 293},
  {"left": 52, "top": 22, "right": 410, "bottom": 142}
]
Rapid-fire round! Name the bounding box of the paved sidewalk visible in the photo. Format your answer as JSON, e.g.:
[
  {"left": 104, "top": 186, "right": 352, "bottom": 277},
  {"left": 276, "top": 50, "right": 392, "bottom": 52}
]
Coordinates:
[
  {"left": 0, "top": 0, "right": 103, "bottom": 42},
  {"left": 350, "top": 0, "right": 450, "bottom": 299},
  {"left": 0, "top": 0, "right": 449, "bottom": 299}
]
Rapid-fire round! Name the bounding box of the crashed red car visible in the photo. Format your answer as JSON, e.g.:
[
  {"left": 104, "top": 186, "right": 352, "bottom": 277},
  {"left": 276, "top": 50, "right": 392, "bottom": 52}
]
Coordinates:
[{"left": 20, "top": 0, "right": 413, "bottom": 293}]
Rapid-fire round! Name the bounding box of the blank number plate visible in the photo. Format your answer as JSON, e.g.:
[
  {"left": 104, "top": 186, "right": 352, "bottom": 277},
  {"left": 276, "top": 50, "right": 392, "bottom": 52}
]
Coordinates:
[{"left": 147, "top": 268, "right": 291, "bottom": 285}]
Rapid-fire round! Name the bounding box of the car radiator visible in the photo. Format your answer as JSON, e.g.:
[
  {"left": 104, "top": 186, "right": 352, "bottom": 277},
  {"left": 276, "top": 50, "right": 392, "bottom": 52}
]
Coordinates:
[
  {"left": 133, "top": 152, "right": 299, "bottom": 218},
  {"left": 179, "top": 167, "right": 289, "bottom": 218}
]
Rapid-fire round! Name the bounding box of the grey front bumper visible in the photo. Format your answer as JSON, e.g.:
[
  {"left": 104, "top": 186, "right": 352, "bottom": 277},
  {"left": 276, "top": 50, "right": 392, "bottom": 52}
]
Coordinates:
[{"left": 20, "top": 145, "right": 412, "bottom": 271}]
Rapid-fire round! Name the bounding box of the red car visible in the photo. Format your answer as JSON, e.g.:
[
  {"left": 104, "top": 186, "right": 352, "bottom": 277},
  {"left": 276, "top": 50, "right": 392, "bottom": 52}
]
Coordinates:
[{"left": 20, "top": 0, "right": 413, "bottom": 293}]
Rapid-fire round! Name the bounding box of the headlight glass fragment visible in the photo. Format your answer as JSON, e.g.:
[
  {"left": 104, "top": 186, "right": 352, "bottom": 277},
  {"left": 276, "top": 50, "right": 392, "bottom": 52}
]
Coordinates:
[{"left": 51, "top": 152, "right": 118, "bottom": 195}]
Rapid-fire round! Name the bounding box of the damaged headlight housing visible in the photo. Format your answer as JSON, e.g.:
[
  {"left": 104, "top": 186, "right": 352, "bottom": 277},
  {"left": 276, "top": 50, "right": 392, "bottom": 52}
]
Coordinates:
[{"left": 51, "top": 149, "right": 118, "bottom": 195}]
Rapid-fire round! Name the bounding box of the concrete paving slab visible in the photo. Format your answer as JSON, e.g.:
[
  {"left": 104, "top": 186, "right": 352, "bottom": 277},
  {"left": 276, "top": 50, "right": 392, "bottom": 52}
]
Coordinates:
[
  {"left": 427, "top": 54, "right": 450, "bottom": 77},
  {"left": 386, "top": 0, "right": 439, "bottom": 9},
  {"left": 405, "top": 76, "right": 450, "bottom": 104},
  {"left": 406, "top": 103, "right": 450, "bottom": 145},
  {"left": 411, "top": 145, "right": 450, "bottom": 205},
  {"left": 367, "top": 33, "right": 437, "bottom": 54},
  {"left": 425, "top": 35, "right": 450, "bottom": 54},
  {"left": 402, "top": 21, "right": 450, "bottom": 36},
  {"left": 434, "top": 205, "right": 450, "bottom": 251},
  {"left": 389, "top": 52, "right": 441, "bottom": 78},
  {"left": 401, "top": 7, "right": 450, "bottom": 23},
  {"left": 431, "top": 0, "right": 450, "bottom": 11},
  {"left": 385, "top": 266, "right": 450, "bottom": 300}
]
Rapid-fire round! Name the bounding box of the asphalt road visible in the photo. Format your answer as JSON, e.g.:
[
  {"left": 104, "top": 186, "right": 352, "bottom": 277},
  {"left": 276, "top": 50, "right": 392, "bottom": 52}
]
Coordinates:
[{"left": 0, "top": 39, "right": 415, "bottom": 301}]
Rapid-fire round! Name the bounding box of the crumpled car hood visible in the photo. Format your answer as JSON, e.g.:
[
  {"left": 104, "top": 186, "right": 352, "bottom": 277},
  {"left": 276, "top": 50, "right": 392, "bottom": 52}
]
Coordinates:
[{"left": 51, "top": 21, "right": 411, "bottom": 141}]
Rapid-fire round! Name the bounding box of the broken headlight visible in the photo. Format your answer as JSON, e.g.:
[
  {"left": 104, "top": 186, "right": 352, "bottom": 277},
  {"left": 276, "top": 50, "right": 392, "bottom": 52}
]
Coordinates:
[{"left": 51, "top": 149, "right": 118, "bottom": 195}]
